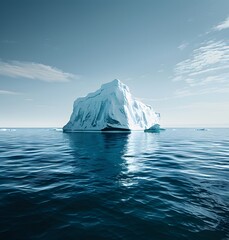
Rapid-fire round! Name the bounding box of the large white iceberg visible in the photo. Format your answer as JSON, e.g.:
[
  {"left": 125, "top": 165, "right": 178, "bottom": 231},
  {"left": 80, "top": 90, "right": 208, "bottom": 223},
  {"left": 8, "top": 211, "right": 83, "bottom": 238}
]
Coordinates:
[{"left": 63, "top": 79, "right": 160, "bottom": 132}]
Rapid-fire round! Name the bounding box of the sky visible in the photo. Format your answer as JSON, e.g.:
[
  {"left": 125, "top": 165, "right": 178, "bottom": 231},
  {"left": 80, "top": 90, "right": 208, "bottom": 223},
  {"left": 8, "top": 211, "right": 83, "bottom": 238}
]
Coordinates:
[{"left": 0, "top": 0, "right": 229, "bottom": 128}]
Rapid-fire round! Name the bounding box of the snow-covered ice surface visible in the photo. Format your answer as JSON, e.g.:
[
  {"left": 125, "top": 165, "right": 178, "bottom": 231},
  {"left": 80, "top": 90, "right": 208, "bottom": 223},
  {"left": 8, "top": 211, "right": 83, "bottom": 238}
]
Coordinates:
[{"left": 63, "top": 79, "right": 160, "bottom": 132}]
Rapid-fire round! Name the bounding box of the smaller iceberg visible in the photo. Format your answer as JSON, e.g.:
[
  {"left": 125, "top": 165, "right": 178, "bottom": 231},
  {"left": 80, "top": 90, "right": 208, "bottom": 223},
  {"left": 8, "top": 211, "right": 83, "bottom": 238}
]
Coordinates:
[
  {"left": 144, "top": 124, "right": 165, "bottom": 133},
  {"left": 53, "top": 128, "right": 63, "bottom": 132}
]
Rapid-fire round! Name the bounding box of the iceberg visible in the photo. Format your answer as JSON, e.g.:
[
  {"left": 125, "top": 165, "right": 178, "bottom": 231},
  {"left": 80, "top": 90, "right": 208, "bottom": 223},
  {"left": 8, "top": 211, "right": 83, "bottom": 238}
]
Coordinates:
[
  {"left": 63, "top": 79, "right": 160, "bottom": 132},
  {"left": 144, "top": 124, "right": 166, "bottom": 133}
]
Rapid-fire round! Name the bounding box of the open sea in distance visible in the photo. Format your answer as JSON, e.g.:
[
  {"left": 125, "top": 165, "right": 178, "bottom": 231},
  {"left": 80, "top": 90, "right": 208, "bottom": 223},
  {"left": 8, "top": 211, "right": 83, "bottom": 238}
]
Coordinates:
[{"left": 0, "top": 128, "right": 228, "bottom": 240}]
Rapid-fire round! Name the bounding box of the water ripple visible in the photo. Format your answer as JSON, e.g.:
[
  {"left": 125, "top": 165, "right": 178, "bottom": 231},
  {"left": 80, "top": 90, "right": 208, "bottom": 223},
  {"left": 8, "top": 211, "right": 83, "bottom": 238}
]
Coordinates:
[{"left": 0, "top": 128, "right": 228, "bottom": 239}]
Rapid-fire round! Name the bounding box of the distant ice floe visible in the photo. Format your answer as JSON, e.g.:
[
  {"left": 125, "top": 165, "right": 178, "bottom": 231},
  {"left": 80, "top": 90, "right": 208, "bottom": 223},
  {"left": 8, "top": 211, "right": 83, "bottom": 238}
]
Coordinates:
[
  {"left": 195, "top": 128, "right": 209, "bottom": 131},
  {"left": 0, "top": 128, "right": 16, "bottom": 131}
]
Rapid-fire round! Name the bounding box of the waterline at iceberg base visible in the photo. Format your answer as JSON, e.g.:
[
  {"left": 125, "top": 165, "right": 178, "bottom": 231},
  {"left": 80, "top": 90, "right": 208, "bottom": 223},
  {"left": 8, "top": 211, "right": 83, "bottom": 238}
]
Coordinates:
[{"left": 63, "top": 79, "right": 160, "bottom": 132}]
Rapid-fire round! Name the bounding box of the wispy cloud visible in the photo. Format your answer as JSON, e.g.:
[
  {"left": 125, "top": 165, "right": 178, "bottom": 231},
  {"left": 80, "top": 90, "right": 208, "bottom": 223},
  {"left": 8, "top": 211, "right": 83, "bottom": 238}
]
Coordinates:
[
  {"left": 174, "top": 41, "right": 229, "bottom": 80},
  {"left": 0, "top": 90, "right": 20, "bottom": 95},
  {"left": 178, "top": 42, "right": 189, "bottom": 51},
  {"left": 174, "top": 85, "right": 229, "bottom": 98},
  {"left": 213, "top": 16, "right": 229, "bottom": 31},
  {"left": 172, "top": 40, "right": 229, "bottom": 97},
  {"left": 173, "top": 41, "right": 229, "bottom": 86},
  {"left": 0, "top": 60, "right": 77, "bottom": 82},
  {"left": 141, "top": 40, "right": 229, "bottom": 102},
  {"left": 162, "top": 17, "right": 229, "bottom": 101}
]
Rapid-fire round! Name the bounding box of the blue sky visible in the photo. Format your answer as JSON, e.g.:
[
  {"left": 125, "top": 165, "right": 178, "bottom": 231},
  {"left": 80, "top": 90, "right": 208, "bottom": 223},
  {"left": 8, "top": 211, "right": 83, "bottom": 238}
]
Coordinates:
[{"left": 0, "top": 0, "right": 229, "bottom": 127}]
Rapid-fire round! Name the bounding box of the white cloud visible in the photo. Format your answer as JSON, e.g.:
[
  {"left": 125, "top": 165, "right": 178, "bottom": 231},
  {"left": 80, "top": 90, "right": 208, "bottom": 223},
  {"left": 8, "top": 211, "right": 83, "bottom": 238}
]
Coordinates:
[
  {"left": 0, "top": 60, "right": 77, "bottom": 82},
  {"left": 172, "top": 40, "right": 229, "bottom": 97},
  {"left": 174, "top": 41, "right": 229, "bottom": 79},
  {"left": 0, "top": 90, "right": 20, "bottom": 95},
  {"left": 213, "top": 16, "right": 229, "bottom": 31},
  {"left": 178, "top": 42, "right": 188, "bottom": 51}
]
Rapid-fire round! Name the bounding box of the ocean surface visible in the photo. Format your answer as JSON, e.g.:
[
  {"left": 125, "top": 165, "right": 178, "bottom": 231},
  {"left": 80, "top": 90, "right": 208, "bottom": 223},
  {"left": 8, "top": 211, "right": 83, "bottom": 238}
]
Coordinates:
[{"left": 0, "top": 128, "right": 228, "bottom": 240}]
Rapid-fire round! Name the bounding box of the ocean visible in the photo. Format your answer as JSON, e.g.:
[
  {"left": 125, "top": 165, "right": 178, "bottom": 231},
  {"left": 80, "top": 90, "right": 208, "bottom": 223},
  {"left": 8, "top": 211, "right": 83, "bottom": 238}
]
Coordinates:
[{"left": 0, "top": 128, "right": 228, "bottom": 240}]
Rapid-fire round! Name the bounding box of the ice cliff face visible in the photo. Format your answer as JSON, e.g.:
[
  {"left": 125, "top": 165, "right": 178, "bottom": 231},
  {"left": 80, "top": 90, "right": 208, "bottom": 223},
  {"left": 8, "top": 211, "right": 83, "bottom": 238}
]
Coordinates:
[{"left": 63, "top": 79, "right": 159, "bottom": 131}]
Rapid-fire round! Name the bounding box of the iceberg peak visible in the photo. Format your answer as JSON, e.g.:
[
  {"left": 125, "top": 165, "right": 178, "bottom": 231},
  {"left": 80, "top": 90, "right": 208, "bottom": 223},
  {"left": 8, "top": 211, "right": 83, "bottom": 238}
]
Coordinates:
[
  {"left": 63, "top": 79, "right": 160, "bottom": 132},
  {"left": 107, "top": 78, "right": 120, "bottom": 85},
  {"left": 101, "top": 79, "right": 130, "bottom": 93}
]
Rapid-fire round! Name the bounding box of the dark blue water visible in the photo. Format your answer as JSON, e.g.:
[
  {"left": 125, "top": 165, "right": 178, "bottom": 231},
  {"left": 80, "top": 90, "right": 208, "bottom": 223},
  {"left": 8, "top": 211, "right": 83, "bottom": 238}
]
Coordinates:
[{"left": 0, "top": 128, "right": 228, "bottom": 240}]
